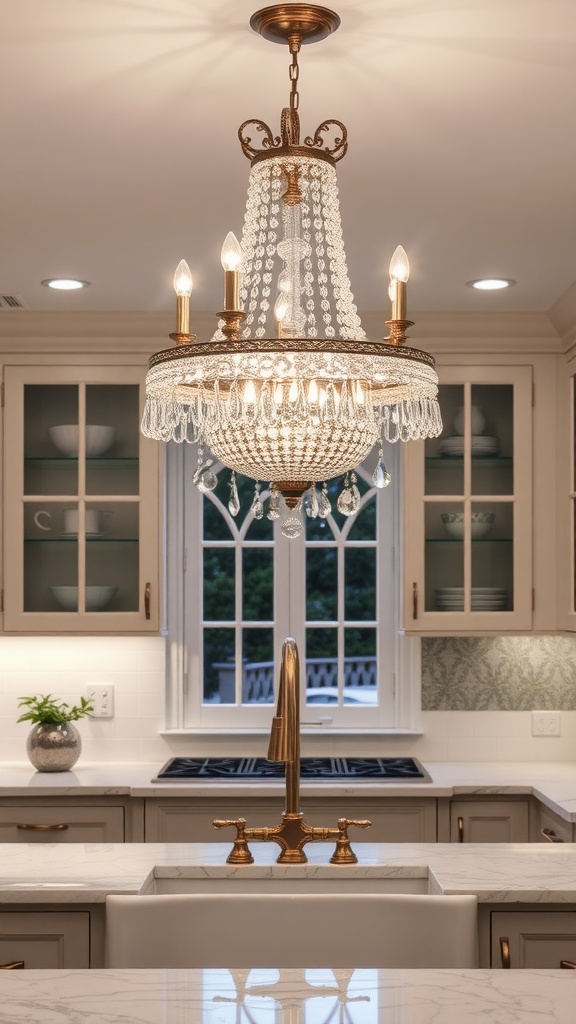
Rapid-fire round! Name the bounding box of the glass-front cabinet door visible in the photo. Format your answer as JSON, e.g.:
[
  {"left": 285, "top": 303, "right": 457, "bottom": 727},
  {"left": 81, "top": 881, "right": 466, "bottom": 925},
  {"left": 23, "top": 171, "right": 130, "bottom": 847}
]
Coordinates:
[
  {"left": 403, "top": 364, "right": 533, "bottom": 632},
  {"left": 3, "top": 365, "right": 160, "bottom": 631}
]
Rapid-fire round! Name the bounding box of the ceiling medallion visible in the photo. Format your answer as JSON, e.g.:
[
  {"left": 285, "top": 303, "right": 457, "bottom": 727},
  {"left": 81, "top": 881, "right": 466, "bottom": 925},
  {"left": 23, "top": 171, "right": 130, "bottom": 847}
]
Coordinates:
[{"left": 142, "top": 4, "right": 442, "bottom": 531}]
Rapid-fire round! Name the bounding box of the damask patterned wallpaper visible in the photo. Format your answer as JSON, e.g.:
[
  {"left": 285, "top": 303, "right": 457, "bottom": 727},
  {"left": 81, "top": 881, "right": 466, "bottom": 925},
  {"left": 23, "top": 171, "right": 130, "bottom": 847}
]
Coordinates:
[{"left": 421, "top": 636, "right": 576, "bottom": 710}]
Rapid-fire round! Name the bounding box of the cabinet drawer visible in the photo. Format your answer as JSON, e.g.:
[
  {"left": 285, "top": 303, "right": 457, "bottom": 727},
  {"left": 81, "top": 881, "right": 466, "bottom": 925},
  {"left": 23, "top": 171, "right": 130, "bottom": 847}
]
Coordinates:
[
  {"left": 0, "top": 911, "right": 90, "bottom": 969},
  {"left": 491, "top": 910, "right": 576, "bottom": 969},
  {"left": 0, "top": 804, "right": 125, "bottom": 842}
]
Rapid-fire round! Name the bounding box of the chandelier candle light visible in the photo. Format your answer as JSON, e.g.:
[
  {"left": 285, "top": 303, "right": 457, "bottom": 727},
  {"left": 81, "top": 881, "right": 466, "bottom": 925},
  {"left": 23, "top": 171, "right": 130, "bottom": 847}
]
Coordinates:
[{"left": 142, "top": 3, "right": 442, "bottom": 521}]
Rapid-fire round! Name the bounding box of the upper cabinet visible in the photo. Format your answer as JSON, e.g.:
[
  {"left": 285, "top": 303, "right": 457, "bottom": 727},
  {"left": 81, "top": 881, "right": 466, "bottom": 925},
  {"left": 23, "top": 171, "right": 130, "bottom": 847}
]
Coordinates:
[
  {"left": 403, "top": 364, "right": 533, "bottom": 633},
  {"left": 3, "top": 365, "right": 160, "bottom": 632},
  {"left": 558, "top": 352, "right": 576, "bottom": 632}
]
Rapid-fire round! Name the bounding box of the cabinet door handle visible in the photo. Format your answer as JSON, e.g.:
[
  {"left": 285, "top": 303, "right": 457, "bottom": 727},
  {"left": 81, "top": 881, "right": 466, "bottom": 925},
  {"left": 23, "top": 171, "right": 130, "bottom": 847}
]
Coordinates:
[
  {"left": 457, "top": 816, "right": 464, "bottom": 843},
  {"left": 412, "top": 582, "right": 418, "bottom": 620},
  {"left": 0, "top": 961, "right": 24, "bottom": 970},
  {"left": 144, "top": 581, "right": 151, "bottom": 620},
  {"left": 560, "top": 961, "right": 576, "bottom": 969},
  {"left": 541, "top": 827, "right": 564, "bottom": 843},
  {"left": 499, "top": 936, "right": 511, "bottom": 969},
  {"left": 16, "top": 823, "right": 69, "bottom": 831}
]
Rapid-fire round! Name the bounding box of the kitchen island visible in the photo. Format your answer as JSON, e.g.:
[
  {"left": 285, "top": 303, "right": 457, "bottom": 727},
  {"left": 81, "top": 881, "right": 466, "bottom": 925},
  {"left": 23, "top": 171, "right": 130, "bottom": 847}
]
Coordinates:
[
  {"left": 1, "top": 966, "right": 574, "bottom": 1023},
  {"left": 1, "top": 841, "right": 576, "bottom": 968}
]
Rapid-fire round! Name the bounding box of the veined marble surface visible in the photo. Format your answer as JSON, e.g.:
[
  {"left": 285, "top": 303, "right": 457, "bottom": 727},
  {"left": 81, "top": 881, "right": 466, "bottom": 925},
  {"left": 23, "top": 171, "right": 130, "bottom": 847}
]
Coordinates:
[
  {"left": 1, "top": 968, "right": 574, "bottom": 1023},
  {"left": 1, "top": 840, "right": 576, "bottom": 904},
  {"left": 0, "top": 760, "right": 576, "bottom": 820}
]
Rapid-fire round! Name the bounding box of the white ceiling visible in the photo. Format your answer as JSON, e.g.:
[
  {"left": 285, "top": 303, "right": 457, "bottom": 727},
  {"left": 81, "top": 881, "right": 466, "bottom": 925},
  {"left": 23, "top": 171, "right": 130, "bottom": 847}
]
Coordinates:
[{"left": 2, "top": 0, "right": 576, "bottom": 323}]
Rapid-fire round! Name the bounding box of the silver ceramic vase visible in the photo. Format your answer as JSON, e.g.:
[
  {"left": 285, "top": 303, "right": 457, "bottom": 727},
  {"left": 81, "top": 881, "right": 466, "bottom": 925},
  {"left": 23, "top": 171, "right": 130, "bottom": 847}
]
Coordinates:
[{"left": 27, "top": 722, "right": 81, "bottom": 772}]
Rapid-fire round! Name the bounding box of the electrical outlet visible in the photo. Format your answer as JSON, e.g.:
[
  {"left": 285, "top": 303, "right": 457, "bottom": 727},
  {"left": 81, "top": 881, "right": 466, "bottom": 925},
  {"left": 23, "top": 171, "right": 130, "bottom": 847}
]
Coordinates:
[
  {"left": 531, "top": 711, "right": 561, "bottom": 737},
  {"left": 87, "top": 684, "right": 114, "bottom": 718}
]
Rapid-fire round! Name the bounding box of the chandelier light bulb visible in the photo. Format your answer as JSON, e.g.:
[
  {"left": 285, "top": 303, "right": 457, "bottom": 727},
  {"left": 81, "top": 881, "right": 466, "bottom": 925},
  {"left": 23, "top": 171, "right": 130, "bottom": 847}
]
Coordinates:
[
  {"left": 221, "top": 232, "right": 243, "bottom": 272},
  {"left": 389, "top": 245, "right": 410, "bottom": 283},
  {"left": 173, "top": 260, "right": 193, "bottom": 297}
]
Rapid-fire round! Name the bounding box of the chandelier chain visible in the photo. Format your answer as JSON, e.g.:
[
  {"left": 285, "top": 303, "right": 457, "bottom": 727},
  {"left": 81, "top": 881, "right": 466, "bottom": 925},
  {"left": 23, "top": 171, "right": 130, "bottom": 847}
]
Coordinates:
[{"left": 289, "top": 48, "right": 300, "bottom": 112}]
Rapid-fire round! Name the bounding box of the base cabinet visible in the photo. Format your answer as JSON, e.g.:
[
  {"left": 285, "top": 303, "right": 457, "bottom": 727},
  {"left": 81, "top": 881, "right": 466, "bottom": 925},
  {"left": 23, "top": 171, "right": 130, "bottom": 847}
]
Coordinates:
[
  {"left": 534, "top": 803, "right": 574, "bottom": 844},
  {"left": 490, "top": 910, "right": 576, "bottom": 969},
  {"left": 0, "top": 910, "right": 90, "bottom": 969},
  {"left": 447, "top": 799, "right": 530, "bottom": 842},
  {"left": 144, "top": 797, "right": 438, "bottom": 843}
]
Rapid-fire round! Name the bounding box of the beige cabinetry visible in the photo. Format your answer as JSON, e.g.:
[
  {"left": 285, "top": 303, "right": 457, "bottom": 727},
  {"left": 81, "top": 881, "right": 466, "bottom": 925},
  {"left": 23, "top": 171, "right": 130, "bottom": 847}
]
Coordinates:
[
  {"left": 144, "top": 796, "right": 438, "bottom": 843},
  {"left": 0, "top": 910, "right": 90, "bottom": 969},
  {"left": 489, "top": 909, "right": 576, "bottom": 969},
  {"left": 453, "top": 798, "right": 530, "bottom": 843},
  {"left": 403, "top": 364, "right": 533, "bottom": 632},
  {"left": 534, "top": 801, "right": 574, "bottom": 844},
  {"left": 557, "top": 350, "right": 576, "bottom": 631},
  {"left": 2, "top": 364, "right": 160, "bottom": 631},
  {"left": 0, "top": 797, "right": 144, "bottom": 842}
]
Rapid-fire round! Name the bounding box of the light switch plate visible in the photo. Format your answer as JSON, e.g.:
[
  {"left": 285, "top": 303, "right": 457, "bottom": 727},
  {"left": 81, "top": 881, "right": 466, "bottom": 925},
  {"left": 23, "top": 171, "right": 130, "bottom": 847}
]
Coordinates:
[
  {"left": 87, "top": 683, "right": 114, "bottom": 718},
  {"left": 531, "top": 711, "right": 561, "bottom": 736}
]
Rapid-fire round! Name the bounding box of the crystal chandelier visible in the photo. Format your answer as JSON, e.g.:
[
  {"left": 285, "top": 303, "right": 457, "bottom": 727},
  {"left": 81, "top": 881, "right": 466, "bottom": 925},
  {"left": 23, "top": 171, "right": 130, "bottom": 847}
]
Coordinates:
[{"left": 141, "top": 3, "right": 442, "bottom": 518}]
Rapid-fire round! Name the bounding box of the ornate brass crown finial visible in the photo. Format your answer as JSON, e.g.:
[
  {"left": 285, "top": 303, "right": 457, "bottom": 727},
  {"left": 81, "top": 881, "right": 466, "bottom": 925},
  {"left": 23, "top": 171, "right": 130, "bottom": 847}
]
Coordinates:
[{"left": 239, "top": 4, "right": 347, "bottom": 165}]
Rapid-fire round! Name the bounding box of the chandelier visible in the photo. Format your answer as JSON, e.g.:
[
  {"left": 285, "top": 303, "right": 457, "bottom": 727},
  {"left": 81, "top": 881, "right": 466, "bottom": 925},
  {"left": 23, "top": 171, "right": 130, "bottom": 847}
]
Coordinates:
[{"left": 141, "top": 3, "right": 442, "bottom": 522}]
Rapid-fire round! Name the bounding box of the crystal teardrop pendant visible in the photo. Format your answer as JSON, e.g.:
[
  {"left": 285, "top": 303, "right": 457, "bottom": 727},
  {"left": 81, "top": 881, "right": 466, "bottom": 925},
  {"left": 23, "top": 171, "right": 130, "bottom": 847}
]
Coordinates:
[
  {"left": 372, "top": 446, "right": 392, "bottom": 488},
  {"left": 267, "top": 487, "right": 281, "bottom": 520},
  {"left": 198, "top": 469, "right": 218, "bottom": 492},
  {"left": 318, "top": 482, "right": 331, "bottom": 519},
  {"left": 251, "top": 482, "right": 264, "bottom": 519},
  {"left": 303, "top": 485, "right": 319, "bottom": 518},
  {"left": 337, "top": 473, "right": 360, "bottom": 517},
  {"left": 228, "top": 471, "right": 240, "bottom": 517}
]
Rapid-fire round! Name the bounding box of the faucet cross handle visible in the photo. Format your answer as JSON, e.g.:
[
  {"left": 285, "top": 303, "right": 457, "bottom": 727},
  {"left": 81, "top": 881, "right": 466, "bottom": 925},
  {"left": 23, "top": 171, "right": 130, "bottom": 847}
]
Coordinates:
[
  {"left": 213, "top": 817, "right": 255, "bottom": 864},
  {"left": 330, "top": 817, "right": 372, "bottom": 865}
]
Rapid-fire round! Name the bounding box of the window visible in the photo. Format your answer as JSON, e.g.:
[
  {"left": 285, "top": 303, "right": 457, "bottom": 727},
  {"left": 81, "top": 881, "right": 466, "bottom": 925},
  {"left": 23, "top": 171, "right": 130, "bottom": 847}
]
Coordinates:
[{"left": 164, "top": 442, "right": 420, "bottom": 733}]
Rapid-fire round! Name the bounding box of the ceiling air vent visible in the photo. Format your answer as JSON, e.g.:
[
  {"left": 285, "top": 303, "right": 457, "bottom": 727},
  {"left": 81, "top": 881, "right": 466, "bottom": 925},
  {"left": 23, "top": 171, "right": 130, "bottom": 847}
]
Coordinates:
[{"left": 0, "top": 294, "right": 28, "bottom": 309}]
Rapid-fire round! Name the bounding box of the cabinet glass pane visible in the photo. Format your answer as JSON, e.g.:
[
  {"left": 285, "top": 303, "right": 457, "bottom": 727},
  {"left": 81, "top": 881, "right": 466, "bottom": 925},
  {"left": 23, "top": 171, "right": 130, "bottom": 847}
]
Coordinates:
[
  {"left": 471, "top": 384, "right": 513, "bottom": 495},
  {"left": 425, "top": 384, "right": 464, "bottom": 495},
  {"left": 425, "top": 501, "right": 464, "bottom": 611},
  {"left": 24, "top": 385, "right": 79, "bottom": 496},
  {"left": 85, "top": 501, "right": 139, "bottom": 611},
  {"left": 85, "top": 385, "right": 139, "bottom": 495},
  {"left": 471, "top": 501, "right": 513, "bottom": 610},
  {"left": 25, "top": 501, "right": 79, "bottom": 612}
]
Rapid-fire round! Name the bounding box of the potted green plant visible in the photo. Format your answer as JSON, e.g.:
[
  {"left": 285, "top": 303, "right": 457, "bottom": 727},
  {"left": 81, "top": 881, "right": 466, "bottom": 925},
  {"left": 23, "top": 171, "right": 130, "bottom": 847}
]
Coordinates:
[{"left": 17, "top": 693, "right": 93, "bottom": 772}]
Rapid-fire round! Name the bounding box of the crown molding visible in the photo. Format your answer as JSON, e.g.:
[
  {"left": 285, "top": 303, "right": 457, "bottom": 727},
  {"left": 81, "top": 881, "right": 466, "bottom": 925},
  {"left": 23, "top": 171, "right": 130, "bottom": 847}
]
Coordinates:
[{"left": 0, "top": 308, "right": 564, "bottom": 356}]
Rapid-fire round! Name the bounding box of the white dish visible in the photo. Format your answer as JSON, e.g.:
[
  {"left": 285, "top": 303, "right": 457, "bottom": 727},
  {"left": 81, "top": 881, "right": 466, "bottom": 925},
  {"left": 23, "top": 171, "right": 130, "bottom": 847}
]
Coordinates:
[
  {"left": 49, "top": 585, "right": 118, "bottom": 611},
  {"left": 49, "top": 424, "right": 115, "bottom": 457},
  {"left": 441, "top": 512, "right": 495, "bottom": 539}
]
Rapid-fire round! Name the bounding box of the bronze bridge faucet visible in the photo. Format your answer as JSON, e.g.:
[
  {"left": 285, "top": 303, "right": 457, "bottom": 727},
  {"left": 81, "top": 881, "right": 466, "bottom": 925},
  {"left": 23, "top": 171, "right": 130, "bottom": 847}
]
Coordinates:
[{"left": 213, "top": 637, "right": 371, "bottom": 864}]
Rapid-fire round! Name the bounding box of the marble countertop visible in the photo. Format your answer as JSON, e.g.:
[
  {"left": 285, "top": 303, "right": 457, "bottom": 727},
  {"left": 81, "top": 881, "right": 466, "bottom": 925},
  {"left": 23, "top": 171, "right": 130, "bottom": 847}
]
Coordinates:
[
  {"left": 1, "top": 760, "right": 576, "bottom": 821},
  {"left": 1, "top": 968, "right": 574, "bottom": 1023},
  {"left": 2, "top": 839, "right": 576, "bottom": 904}
]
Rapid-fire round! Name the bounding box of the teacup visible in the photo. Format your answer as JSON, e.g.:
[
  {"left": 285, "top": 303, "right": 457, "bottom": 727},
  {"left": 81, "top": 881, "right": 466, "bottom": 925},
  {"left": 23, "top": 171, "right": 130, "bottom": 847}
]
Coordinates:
[{"left": 63, "top": 509, "right": 101, "bottom": 536}]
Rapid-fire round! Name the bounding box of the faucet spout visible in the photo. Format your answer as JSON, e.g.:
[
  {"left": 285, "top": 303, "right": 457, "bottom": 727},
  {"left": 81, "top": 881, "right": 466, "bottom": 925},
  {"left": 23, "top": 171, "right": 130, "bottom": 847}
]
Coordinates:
[
  {"left": 214, "top": 636, "right": 372, "bottom": 864},
  {"left": 267, "top": 637, "right": 300, "bottom": 816}
]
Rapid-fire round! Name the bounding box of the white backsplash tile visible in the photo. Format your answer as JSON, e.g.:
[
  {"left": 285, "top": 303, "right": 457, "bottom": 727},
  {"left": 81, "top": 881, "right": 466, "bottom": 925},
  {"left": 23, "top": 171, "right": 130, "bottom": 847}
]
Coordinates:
[{"left": 0, "top": 634, "right": 575, "bottom": 763}]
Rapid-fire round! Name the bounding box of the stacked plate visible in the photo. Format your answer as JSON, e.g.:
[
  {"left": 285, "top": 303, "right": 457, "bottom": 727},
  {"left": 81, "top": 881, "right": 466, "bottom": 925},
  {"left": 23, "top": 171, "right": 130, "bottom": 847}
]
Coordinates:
[
  {"left": 435, "top": 587, "right": 508, "bottom": 611},
  {"left": 438, "top": 435, "right": 501, "bottom": 457}
]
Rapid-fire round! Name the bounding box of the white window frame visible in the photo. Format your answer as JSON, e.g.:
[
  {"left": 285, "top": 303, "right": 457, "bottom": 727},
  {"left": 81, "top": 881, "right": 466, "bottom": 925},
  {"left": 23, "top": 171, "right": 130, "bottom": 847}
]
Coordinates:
[{"left": 163, "top": 443, "right": 421, "bottom": 735}]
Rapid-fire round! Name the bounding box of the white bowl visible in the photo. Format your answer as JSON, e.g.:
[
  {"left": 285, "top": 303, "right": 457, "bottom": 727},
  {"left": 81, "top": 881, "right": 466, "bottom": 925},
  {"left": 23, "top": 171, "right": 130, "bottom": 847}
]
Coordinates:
[
  {"left": 49, "top": 585, "right": 118, "bottom": 611},
  {"left": 49, "top": 424, "right": 115, "bottom": 457},
  {"left": 441, "top": 512, "right": 495, "bottom": 539}
]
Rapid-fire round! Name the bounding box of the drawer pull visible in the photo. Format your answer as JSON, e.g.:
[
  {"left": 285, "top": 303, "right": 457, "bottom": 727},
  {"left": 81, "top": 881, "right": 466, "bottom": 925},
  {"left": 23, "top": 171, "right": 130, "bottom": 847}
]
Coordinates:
[
  {"left": 541, "top": 827, "right": 564, "bottom": 843},
  {"left": 412, "top": 582, "right": 418, "bottom": 620},
  {"left": 457, "top": 816, "right": 464, "bottom": 843},
  {"left": 560, "top": 960, "right": 576, "bottom": 969},
  {"left": 0, "top": 961, "right": 24, "bottom": 970},
  {"left": 145, "top": 581, "right": 151, "bottom": 620},
  {"left": 499, "top": 936, "right": 511, "bottom": 969},
  {"left": 16, "top": 823, "right": 69, "bottom": 831}
]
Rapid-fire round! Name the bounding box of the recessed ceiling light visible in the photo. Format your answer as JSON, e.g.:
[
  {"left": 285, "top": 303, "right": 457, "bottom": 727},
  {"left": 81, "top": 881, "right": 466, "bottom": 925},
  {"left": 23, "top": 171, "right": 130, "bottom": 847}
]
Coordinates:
[
  {"left": 466, "top": 278, "right": 515, "bottom": 291},
  {"left": 41, "top": 278, "right": 90, "bottom": 290}
]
